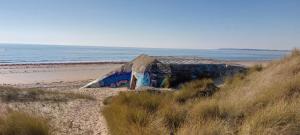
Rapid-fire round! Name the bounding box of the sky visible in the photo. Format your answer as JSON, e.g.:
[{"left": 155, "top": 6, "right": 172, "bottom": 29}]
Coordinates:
[{"left": 0, "top": 0, "right": 299, "bottom": 50}]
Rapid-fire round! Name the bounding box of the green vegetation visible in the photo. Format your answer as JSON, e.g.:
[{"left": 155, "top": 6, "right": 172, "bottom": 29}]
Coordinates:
[
  {"left": 103, "top": 49, "right": 300, "bottom": 135},
  {"left": 0, "top": 111, "right": 50, "bottom": 135}
]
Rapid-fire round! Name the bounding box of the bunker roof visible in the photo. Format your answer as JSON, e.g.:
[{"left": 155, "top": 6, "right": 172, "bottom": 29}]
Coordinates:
[{"left": 132, "top": 55, "right": 228, "bottom": 65}]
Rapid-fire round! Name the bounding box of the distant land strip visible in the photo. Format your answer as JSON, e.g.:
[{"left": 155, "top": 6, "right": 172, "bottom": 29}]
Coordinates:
[{"left": 0, "top": 61, "right": 127, "bottom": 66}]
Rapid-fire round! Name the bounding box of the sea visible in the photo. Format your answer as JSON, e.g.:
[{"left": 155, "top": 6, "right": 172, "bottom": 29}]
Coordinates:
[{"left": 0, "top": 44, "right": 290, "bottom": 64}]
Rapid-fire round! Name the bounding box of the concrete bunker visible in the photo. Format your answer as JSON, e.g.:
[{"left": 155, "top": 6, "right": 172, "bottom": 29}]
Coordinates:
[{"left": 83, "top": 55, "right": 246, "bottom": 89}]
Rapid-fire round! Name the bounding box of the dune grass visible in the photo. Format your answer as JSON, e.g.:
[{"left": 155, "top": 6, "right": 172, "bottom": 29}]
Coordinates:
[
  {"left": 103, "top": 80, "right": 216, "bottom": 135},
  {"left": 174, "top": 79, "right": 217, "bottom": 103},
  {"left": 103, "top": 49, "right": 300, "bottom": 135},
  {"left": 0, "top": 87, "right": 95, "bottom": 102},
  {"left": 102, "top": 91, "right": 169, "bottom": 135},
  {"left": 0, "top": 111, "right": 50, "bottom": 135}
]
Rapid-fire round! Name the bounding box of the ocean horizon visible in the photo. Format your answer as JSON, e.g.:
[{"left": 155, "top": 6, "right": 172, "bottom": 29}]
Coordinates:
[{"left": 0, "top": 44, "right": 290, "bottom": 64}]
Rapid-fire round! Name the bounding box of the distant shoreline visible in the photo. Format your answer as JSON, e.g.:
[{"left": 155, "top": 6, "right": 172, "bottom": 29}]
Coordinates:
[
  {"left": 0, "top": 59, "right": 272, "bottom": 67},
  {"left": 0, "top": 61, "right": 127, "bottom": 66},
  {"left": 218, "top": 48, "right": 291, "bottom": 52},
  {"left": 0, "top": 59, "right": 272, "bottom": 66},
  {"left": 0, "top": 43, "right": 292, "bottom": 52}
]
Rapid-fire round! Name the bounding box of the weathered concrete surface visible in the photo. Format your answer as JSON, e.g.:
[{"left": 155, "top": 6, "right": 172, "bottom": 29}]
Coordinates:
[{"left": 84, "top": 55, "right": 246, "bottom": 89}]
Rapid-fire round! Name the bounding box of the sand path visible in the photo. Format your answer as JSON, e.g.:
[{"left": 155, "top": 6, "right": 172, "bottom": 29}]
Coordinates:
[
  {"left": 1, "top": 86, "right": 125, "bottom": 135},
  {"left": 0, "top": 63, "right": 126, "bottom": 135}
]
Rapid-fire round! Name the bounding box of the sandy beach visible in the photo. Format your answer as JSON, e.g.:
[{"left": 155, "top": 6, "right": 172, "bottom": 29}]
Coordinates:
[{"left": 0, "top": 62, "right": 124, "bottom": 86}]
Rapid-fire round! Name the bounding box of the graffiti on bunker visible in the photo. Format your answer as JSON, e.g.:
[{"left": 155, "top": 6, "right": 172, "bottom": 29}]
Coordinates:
[
  {"left": 83, "top": 55, "right": 246, "bottom": 89},
  {"left": 133, "top": 72, "right": 151, "bottom": 89},
  {"left": 99, "top": 72, "right": 131, "bottom": 87}
]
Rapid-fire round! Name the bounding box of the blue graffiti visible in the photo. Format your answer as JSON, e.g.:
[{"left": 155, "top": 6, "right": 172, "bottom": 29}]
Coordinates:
[
  {"left": 135, "top": 72, "right": 151, "bottom": 88},
  {"left": 99, "top": 72, "right": 131, "bottom": 87}
]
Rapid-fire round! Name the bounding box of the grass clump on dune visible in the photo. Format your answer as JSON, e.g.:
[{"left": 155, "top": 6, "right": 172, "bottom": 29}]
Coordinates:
[
  {"left": 102, "top": 91, "right": 170, "bottom": 135},
  {"left": 103, "top": 49, "right": 300, "bottom": 135},
  {"left": 0, "top": 111, "right": 50, "bottom": 135},
  {"left": 175, "top": 79, "right": 217, "bottom": 103},
  {"left": 240, "top": 101, "right": 300, "bottom": 135},
  {"left": 161, "top": 103, "right": 187, "bottom": 134},
  {"left": 0, "top": 87, "right": 95, "bottom": 102},
  {"left": 103, "top": 80, "right": 214, "bottom": 135}
]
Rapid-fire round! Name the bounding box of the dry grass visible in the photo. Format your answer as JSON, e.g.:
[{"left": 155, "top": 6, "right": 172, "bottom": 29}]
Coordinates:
[
  {"left": 103, "top": 81, "right": 214, "bottom": 135},
  {"left": 240, "top": 101, "right": 300, "bottom": 135},
  {"left": 102, "top": 91, "right": 169, "bottom": 135},
  {"left": 175, "top": 79, "right": 217, "bottom": 103},
  {"left": 178, "top": 119, "right": 233, "bottom": 135},
  {"left": 161, "top": 103, "right": 187, "bottom": 134},
  {"left": 0, "top": 87, "right": 95, "bottom": 102},
  {"left": 0, "top": 111, "right": 50, "bottom": 135},
  {"left": 103, "top": 49, "right": 300, "bottom": 135}
]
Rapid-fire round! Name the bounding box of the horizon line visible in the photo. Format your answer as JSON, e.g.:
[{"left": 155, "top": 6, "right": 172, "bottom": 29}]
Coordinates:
[{"left": 0, "top": 42, "right": 291, "bottom": 51}]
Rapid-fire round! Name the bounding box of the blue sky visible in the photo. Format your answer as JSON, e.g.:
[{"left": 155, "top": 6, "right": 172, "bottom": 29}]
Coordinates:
[{"left": 0, "top": 0, "right": 299, "bottom": 49}]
